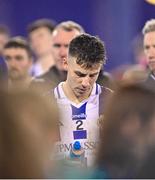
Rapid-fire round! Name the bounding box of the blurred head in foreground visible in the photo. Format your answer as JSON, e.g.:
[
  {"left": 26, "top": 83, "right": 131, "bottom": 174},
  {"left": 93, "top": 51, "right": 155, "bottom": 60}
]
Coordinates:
[
  {"left": 96, "top": 84, "right": 155, "bottom": 178},
  {"left": 0, "top": 88, "right": 59, "bottom": 178}
]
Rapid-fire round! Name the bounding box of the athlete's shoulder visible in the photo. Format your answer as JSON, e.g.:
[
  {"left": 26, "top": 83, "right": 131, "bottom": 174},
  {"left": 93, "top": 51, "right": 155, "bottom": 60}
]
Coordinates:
[
  {"left": 99, "top": 84, "right": 113, "bottom": 96},
  {"left": 53, "top": 82, "right": 64, "bottom": 99}
]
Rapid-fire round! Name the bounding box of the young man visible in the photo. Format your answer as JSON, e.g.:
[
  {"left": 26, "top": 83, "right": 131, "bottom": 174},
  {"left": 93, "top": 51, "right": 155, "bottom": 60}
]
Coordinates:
[
  {"left": 3, "top": 37, "right": 33, "bottom": 89},
  {"left": 54, "top": 34, "right": 112, "bottom": 167},
  {"left": 37, "top": 21, "right": 113, "bottom": 89},
  {"left": 27, "top": 19, "right": 56, "bottom": 76},
  {"left": 142, "top": 19, "right": 155, "bottom": 91}
]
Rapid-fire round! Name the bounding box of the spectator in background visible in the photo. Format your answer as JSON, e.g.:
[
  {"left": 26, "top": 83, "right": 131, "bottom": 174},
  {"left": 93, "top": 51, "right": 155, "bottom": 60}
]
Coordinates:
[
  {"left": 0, "top": 88, "right": 59, "bottom": 178},
  {"left": 96, "top": 84, "right": 155, "bottom": 178},
  {"left": 27, "top": 18, "right": 56, "bottom": 77},
  {"left": 141, "top": 19, "right": 155, "bottom": 91},
  {"left": 51, "top": 21, "right": 85, "bottom": 72},
  {"left": 3, "top": 37, "right": 33, "bottom": 89},
  {"left": 122, "top": 19, "right": 155, "bottom": 89}
]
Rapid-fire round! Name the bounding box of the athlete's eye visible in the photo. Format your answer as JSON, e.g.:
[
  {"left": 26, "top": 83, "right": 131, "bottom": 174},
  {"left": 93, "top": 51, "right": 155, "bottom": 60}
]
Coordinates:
[{"left": 75, "top": 71, "right": 86, "bottom": 77}]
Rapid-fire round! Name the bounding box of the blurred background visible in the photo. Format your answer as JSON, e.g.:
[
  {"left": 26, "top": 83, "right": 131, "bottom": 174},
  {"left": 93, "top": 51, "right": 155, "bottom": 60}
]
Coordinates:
[{"left": 0, "top": 0, "right": 155, "bottom": 72}]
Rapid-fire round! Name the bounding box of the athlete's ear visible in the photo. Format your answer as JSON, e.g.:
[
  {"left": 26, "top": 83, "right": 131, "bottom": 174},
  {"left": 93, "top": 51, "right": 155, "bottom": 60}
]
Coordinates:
[{"left": 63, "top": 57, "right": 68, "bottom": 71}]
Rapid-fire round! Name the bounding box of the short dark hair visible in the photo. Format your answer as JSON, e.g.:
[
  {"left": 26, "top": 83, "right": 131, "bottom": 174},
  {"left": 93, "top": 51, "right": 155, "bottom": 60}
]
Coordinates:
[
  {"left": 68, "top": 33, "right": 106, "bottom": 68},
  {"left": 27, "top": 18, "right": 56, "bottom": 34},
  {"left": 4, "top": 36, "right": 32, "bottom": 58}
]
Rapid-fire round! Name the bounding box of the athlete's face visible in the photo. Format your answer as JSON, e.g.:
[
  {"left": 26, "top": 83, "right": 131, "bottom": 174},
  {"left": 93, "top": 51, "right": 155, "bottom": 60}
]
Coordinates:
[
  {"left": 65, "top": 56, "right": 102, "bottom": 99},
  {"left": 144, "top": 31, "right": 155, "bottom": 73},
  {"left": 4, "top": 48, "right": 32, "bottom": 80}
]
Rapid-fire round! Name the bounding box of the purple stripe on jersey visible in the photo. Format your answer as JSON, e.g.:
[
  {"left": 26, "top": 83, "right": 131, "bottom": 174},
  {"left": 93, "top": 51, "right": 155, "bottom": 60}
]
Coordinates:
[
  {"left": 71, "top": 102, "right": 87, "bottom": 120},
  {"left": 95, "top": 84, "right": 98, "bottom": 95},
  {"left": 73, "top": 130, "right": 87, "bottom": 139},
  {"left": 56, "top": 86, "right": 61, "bottom": 99}
]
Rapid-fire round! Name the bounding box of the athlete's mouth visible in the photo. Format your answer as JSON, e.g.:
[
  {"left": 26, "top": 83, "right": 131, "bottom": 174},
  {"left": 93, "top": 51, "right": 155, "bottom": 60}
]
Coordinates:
[{"left": 77, "top": 87, "right": 90, "bottom": 94}]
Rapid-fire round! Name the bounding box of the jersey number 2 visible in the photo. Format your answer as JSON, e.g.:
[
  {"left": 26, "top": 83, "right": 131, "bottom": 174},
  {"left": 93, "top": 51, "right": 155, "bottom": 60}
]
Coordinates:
[{"left": 76, "top": 120, "right": 83, "bottom": 130}]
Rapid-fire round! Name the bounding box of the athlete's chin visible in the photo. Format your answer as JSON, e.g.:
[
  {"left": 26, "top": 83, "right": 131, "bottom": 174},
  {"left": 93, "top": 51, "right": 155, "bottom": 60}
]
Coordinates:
[
  {"left": 75, "top": 88, "right": 87, "bottom": 93},
  {"left": 78, "top": 92, "right": 87, "bottom": 97},
  {"left": 74, "top": 91, "right": 89, "bottom": 99}
]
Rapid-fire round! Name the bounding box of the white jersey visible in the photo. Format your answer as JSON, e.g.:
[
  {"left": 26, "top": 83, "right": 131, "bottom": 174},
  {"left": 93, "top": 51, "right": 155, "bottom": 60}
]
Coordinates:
[{"left": 54, "top": 82, "right": 103, "bottom": 166}]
